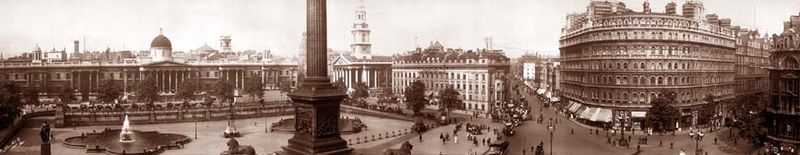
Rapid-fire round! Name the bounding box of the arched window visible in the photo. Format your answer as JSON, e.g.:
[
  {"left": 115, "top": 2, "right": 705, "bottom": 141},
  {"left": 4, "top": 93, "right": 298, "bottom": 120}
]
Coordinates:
[
  {"left": 650, "top": 77, "right": 656, "bottom": 85},
  {"left": 783, "top": 57, "right": 799, "bottom": 69}
]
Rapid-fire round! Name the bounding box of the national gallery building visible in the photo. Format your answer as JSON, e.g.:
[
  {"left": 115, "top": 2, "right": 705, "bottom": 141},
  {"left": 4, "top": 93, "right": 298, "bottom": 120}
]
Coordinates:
[{"left": 0, "top": 32, "right": 299, "bottom": 101}]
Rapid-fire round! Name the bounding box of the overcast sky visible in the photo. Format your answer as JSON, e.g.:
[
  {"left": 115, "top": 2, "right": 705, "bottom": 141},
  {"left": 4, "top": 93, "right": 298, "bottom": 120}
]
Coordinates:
[{"left": 0, "top": 0, "right": 797, "bottom": 58}]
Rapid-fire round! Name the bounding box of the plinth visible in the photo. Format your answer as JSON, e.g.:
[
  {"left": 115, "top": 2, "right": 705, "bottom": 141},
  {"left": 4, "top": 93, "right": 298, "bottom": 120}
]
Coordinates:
[
  {"left": 40, "top": 142, "right": 51, "bottom": 155},
  {"left": 280, "top": 88, "right": 353, "bottom": 155}
]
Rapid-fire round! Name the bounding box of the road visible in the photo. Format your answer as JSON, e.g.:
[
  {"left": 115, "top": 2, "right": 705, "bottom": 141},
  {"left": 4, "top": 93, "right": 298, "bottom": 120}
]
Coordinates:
[{"left": 504, "top": 79, "right": 754, "bottom": 155}]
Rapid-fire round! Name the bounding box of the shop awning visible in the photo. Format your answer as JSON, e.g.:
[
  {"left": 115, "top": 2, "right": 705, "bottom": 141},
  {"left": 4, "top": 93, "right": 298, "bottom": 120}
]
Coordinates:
[
  {"left": 631, "top": 111, "right": 647, "bottom": 118},
  {"left": 568, "top": 103, "right": 581, "bottom": 113},
  {"left": 537, "top": 89, "right": 546, "bottom": 94},
  {"left": 579, "top": 107, "right": 597, "bottom": 120},
  {"left": 593, "top": 108, "right": 613, "bottom": 123}
]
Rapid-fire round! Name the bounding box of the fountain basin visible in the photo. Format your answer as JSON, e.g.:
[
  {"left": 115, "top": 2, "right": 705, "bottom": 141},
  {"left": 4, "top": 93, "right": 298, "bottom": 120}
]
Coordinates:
[{"left": 64, "top": 129, "right": 190, "bottom": 155}]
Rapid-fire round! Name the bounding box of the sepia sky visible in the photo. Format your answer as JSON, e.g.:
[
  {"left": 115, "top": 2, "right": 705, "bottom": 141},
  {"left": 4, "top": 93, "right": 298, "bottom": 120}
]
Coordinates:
[{"left": 0, "top": 0, "right": 797, "bottom": 58}]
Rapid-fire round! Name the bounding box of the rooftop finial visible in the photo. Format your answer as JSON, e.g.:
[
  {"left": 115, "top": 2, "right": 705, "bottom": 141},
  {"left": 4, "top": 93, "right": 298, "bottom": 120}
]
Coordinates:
[{"left": 159, "top": 28, "right": 163, "bottom": 34}]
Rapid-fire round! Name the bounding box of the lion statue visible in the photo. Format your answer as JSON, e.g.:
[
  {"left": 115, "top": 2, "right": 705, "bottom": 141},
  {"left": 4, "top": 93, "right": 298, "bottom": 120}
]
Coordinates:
[
  {"left": 220, "top": 138, "right": 256, "bottom": 155},
  {"left": 383, "top": 141, "right": 413, "bottom": 155}
]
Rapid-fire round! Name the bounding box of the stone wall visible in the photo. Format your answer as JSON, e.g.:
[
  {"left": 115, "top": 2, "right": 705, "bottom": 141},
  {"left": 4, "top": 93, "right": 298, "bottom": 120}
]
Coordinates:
[{"left": 56, "top": 102, "right": 294, "bottom": 127}]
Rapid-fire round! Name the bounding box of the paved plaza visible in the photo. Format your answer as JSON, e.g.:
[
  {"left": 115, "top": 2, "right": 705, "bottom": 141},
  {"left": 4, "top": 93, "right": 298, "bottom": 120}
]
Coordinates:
[{"left": 5, "top": 113, "right": 413, "bottom": 155}]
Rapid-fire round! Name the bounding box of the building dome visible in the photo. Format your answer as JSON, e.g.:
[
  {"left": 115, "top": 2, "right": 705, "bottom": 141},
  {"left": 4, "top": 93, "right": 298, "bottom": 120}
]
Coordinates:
[
  {"left": 150, "top": 34, "right": 172, "bottom": 49},
  {"left": 33, "top": 44, "right": 41, "bottom": 52}
]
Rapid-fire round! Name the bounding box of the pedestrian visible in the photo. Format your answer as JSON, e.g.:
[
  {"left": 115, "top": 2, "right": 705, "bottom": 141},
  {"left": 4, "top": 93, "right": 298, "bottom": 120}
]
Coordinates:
[
  {"left": 419, "top": 134, "right": 423, "bottom": 142},
  {"left": 637, "top": 145, "right": 640, "bottom": 151},
  {"left": 483, "top": 138, "right": 486, "bottom": 145},
  {"left": 440, "top": 133, "right": 444, "bottom": 140},
  {"left": 473, "top": 139, "right": 478, "bottom": 146},
  {"left": 659, "top": 140, "right": 662, "bottom": 147},
  {"left": 670, "top": 142, "right": 673, "bottom": 149},
  {"left": 571, "top": 128, "right": 574, "bottom": 135},
  {"left": 714, "top": 137, "right": 717, "bottom": 144},
  {"left": 454, "top": 135, "right": 458, "bottom": 143}
]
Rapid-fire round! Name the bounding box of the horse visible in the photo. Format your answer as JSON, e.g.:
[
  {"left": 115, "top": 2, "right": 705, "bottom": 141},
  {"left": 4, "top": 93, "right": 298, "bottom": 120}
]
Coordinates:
[{"left": 220, "top": 138, "right": 256, "bottom": 155}]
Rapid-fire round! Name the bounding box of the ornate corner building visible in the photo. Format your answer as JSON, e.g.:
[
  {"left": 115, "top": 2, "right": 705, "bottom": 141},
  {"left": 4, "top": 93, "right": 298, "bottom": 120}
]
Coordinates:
[
  {"left": 765, "top": 13, "right": 800, "bottom": 154},
  {"left": 557, "top": 0, "right": 773, "bottom": 130}
]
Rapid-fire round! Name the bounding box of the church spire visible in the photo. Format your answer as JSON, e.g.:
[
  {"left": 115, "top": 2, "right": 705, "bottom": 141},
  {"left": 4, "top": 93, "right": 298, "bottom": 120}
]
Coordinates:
[{"left": 351, "top": 0, "right": 371, "bottom": 59}]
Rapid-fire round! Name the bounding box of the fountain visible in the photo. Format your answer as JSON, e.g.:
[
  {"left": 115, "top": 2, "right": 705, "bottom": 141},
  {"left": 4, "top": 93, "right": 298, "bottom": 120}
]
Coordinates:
[
  {"left": 119, "top": 115, "right": 134, "bottom": 143},
  {"left": 63, "top": 115, "right": 191, "bottom": 154}
]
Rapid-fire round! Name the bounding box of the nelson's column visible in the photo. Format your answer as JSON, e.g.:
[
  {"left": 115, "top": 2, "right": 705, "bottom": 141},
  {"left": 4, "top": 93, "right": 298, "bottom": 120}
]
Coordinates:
[{"left": 279, "top": 0, "right": 353, "bottom": 154}]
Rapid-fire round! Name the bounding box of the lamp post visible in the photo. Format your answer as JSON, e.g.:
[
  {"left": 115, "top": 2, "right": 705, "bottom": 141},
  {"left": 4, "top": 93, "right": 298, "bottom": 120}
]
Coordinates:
[
  {"left": 689, "top": 130, "right": 704, "bottom": 155},
  {"left": 548, "top": 119, "right": 555, "bottom": 155},
  {"left": 194, "top": 118, "right": 198, "bottom": 139}
]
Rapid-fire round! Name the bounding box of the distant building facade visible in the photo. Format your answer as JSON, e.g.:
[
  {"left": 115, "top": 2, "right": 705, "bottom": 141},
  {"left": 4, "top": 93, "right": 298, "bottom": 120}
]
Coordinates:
[
  {"left": 522, "top": 62, "right": 537, "bottom": 81},
  {"left": 392, "top": 41, "right": 510, "bottom": 114},
  {"left": 0, "top": 32, "right": 298, "bottom": 101},
  {"left": 559, "top": 1, "right": 737, "bottom": 130},
  {"left": 765, "top": 13, "right": 800, "bottom": 154}
]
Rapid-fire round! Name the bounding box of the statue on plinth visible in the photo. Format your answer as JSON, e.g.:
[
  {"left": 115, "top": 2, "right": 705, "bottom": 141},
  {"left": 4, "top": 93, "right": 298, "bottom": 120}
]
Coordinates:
[{"left": 40, "top": 121, "right": 51, "bottom": 143}]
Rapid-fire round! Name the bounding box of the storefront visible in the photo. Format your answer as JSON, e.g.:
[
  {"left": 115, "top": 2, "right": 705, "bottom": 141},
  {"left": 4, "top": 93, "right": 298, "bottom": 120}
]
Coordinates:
[{"left": 578, "top": 106, "right": 613, "bottom": 128}]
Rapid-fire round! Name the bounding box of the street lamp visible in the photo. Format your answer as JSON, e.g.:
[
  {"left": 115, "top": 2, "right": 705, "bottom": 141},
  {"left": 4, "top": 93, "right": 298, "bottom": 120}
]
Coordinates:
[
  {"left": 548, "top": 119, "right": 555, "bottom": 155},
  {"left": 689, "top": 130, "right": 704, "bottom": 155}
]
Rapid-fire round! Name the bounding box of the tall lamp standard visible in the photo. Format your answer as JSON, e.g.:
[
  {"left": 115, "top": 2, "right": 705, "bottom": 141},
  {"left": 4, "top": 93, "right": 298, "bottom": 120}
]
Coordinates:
[
  {"left": 548, "top": 119, "right": 555, "bottom": 155},
  {"left": 689, "top": 130, "right": 704, "bottom": 155}
]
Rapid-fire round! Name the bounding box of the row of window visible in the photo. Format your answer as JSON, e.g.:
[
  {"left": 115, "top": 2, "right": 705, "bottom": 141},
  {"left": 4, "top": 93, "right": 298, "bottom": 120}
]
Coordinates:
[
  {"left": 1, "top": 70, "right": 296, "bottom": 81},
  {"left": 561, "top": 28, "right": 735, "bottom": 49},
  {"left": 561, "top": 84, "right": 733, "bottom": 104},
  {"left": 562, "top": 73, "right": 732, "bottom": 86},
  {"left": 561, "top": 60, "right": 734, "bottom": 72},
  {"left": 561, "top": 43, "right": 734, "bottom": 61}
]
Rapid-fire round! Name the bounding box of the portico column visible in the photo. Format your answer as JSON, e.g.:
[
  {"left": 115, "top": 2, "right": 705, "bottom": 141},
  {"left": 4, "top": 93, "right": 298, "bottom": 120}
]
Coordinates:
[
  {"left": 346, "top": 69, "right": 352, "bottom": 89},
  {"left": 365, "top": 69, "right": 371, "bottom": 87},
  {"left": 280, "top": 0, "right": 352, "bottom": 153}
]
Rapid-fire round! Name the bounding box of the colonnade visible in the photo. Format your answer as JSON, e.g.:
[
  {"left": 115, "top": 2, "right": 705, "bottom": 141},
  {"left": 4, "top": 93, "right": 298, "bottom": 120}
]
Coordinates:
[{"left": 331, "top": 67, "right": 390, "bottom": 89}]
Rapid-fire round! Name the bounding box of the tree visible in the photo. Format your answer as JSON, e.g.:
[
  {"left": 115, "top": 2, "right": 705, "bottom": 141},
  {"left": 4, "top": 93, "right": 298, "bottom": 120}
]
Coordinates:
[
  {"left": 377, "top": 87, "right": 395, "bottom": 105},
  {"left": 698, "top": 94, "right": 717, "bottom": 127},
  {"left": 243, "top": 77, "right": 264, "bottom": 101},
  {"left": 438, "top": 87, "right": 464, "bottom": 115},
  {"left": 736, "top": 110, "right": 764, "bottom": 146},
  {"left": 58, "top": 87, "right": 77, "bottom": 104},
  {"left": 136, "top": 77, "right": 160, "bottom": 108},
  {"left": 730, "top": 94, "right": 767, "bottom": 145},
  {"left": 646, "top": 91, "right": 681, "bottom": 132},
  {"left": 21, "top": 87, "right": 40, "bottom": 105},
  {"left": 0, "top": 82, "right": 22, "bottom": 129},
  {"left": 332, "top": 78, "right": 347, "bottom": 92},
  {"left": 352, "top": 82, "right": 369, "bottom": 100},
  {"left": 216, "top": 79, "right": 235, "bottom": 104},
  {"left": 405, "top": 80, "right": 427, "bottom": 132},
  {"left": 176, "top": 79, "right": 197, "bottom": 102},
  {"left": 98, "top": 80, "right": 122, "bottom": 104},
  {"left": 404, "top": 80, "right": 427, "bottom": 116}
]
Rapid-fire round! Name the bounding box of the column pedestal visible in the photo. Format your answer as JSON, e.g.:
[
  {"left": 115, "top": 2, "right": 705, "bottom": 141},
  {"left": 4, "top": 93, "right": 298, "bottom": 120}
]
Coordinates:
[
  {"left": 41, "top": 142, "right": 51, "bottom": 155},
  {"left": 279, "top": 88, "right": 352, "bottom": 155}
]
